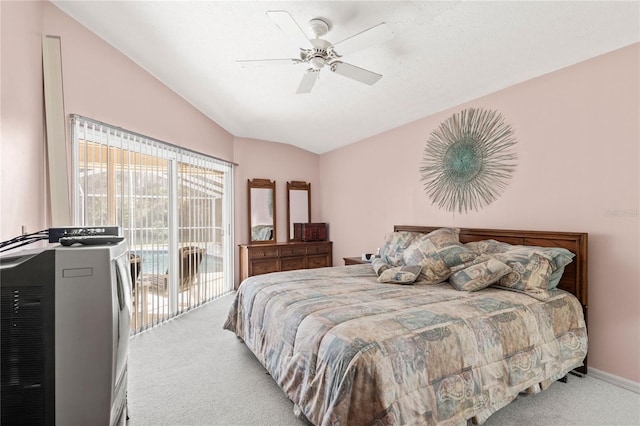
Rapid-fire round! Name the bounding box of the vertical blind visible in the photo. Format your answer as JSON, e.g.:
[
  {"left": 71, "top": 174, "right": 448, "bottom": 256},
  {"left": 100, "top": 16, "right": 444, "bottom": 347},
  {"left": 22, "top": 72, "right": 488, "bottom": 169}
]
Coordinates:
[{"left": 71, "top": 115, "right": 234, "bottom": 333}]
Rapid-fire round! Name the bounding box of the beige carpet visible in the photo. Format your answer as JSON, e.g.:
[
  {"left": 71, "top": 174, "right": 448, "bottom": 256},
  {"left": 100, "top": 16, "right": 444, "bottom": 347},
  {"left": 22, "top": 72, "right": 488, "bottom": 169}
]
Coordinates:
[{"left": 126, "top": 293, "right": 640, "bottom": 426}]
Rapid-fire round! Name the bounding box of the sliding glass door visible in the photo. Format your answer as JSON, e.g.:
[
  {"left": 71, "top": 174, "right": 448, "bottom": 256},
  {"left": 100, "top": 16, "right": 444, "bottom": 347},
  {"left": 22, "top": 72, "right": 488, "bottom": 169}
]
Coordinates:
[{"left": 71, "top": 115, "right": 233, "bottom": 332}]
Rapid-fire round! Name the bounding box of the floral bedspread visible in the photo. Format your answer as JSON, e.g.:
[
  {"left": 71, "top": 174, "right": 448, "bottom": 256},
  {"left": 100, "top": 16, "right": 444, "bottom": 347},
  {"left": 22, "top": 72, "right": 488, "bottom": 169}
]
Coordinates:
[{"left": 224, "top": 265, "right": 587, "bottom": 425}]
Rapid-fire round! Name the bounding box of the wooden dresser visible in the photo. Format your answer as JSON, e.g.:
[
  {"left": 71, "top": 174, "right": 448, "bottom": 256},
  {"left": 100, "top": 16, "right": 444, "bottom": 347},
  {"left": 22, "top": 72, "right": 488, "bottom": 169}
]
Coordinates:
[{"left": 238, "top": 241, "right": 333, "bottom": 285}]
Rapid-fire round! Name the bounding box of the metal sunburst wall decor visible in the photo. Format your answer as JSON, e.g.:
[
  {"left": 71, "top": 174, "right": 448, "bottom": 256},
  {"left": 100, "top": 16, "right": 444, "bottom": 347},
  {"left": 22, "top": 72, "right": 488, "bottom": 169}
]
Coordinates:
[{"left": 420, "top": 108, "right": 517, "bottom": 214}]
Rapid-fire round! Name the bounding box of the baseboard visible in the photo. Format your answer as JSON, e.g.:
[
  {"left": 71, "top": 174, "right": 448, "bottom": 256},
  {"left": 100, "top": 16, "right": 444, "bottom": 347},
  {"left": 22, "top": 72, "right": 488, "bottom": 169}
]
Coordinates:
[{"left": 588, "top": 367, "right": 640, "bottom": 394}]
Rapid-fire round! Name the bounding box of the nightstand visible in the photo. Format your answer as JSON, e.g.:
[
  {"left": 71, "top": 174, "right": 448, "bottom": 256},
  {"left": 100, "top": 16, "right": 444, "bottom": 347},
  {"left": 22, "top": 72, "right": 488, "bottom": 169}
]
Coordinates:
[{"left": 343, "top": 257, "right": 366, "bottom": 265}]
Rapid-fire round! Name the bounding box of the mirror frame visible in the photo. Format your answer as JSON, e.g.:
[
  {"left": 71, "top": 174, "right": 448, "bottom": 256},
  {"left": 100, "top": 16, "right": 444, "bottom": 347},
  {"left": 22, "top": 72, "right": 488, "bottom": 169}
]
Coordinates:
[
  {"left": 248, "top": 178, "right": 276, "bottom": 244},
  {"left": 286, "top": 181, "right": 311, "bottom": 242}
]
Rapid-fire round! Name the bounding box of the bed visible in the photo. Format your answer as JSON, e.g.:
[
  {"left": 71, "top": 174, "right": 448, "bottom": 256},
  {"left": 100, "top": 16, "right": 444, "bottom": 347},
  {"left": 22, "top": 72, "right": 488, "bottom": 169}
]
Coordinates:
[{"left": 224, "top": 226, "right": 588, "bottom": 425}]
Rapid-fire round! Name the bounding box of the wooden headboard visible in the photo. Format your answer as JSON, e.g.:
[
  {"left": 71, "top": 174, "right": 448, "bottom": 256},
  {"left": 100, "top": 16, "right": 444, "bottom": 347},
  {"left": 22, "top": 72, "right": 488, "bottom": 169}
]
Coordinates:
[{"left": 394, "top": 225, "right": 589, "bottom": 309}]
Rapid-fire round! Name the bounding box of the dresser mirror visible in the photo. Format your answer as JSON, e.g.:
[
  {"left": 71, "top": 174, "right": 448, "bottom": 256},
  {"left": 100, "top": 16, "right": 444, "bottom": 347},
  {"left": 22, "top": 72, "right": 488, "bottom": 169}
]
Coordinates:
[
  {"left": 287, "top": 181, "right": 311, "bottom": 241},
  {"left": 248, "top": 178, "right": 276, "bottom": 243}
]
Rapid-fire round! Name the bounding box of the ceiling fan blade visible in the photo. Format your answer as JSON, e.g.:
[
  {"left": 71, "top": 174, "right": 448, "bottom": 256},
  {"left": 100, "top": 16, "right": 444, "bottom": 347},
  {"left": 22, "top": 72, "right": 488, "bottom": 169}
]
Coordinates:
[
  {"left": 332, "top": 22, "right": 394, "bottom": 56},
  {"left": 330, "top": 62, "right": 382, "bottom": 86},
  {"left": 266, "top": 10, "right": 314, "bottom": 50},
  {"left": 237, "top": 58, "right": 302, "bottom": 68},
  {"left": 296, "top": 70, "right": 319, "bottom": 94}
]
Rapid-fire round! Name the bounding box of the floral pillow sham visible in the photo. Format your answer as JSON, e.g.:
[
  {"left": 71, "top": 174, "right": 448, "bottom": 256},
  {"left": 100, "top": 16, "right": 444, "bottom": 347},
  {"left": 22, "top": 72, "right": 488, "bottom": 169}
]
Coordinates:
[
  {"left": 372, "top": 258, "right": 422, "bottom": 285},
  {"left": 371, "top": 258, "right": 391, "bottom": 276},
  {"left": 378, "top": 231, "right": 422, "bottom": 266},
  {"left": 377, "top": 265, "right": 423, "bottom": 284},
  {"left": 465, "top": 240, "right": 575, "bottom": 291},
  {"left": 449, "top": 255, "right": 512, "bottom": 291},
  {"left": 401, "top": 227, "right": 479, "bottom": 284}
]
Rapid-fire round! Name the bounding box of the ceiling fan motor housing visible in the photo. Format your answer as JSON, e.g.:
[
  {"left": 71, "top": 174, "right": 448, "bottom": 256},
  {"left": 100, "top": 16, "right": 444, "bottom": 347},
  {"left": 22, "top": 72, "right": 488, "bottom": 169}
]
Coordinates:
[
  {"left": 302, "top": 38, "right": 335, "bottom": 70},
  {"left": 308, "top": 18, "right": 330, "bottom": 38}
]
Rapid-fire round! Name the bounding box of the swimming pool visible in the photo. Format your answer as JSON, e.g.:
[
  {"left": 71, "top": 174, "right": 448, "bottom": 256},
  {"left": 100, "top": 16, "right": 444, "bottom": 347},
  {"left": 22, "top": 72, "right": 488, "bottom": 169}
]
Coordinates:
[{"left": 132, "top": 249, "right": 223, "bottom": 274}]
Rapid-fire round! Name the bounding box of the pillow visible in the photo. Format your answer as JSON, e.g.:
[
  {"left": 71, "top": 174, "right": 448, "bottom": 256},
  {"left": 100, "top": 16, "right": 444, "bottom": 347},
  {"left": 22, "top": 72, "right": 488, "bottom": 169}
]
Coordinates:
[
  {"left": 502, "top": 246, "right": 573, "bottom": 271},
  {"left": 402, "top": 237, "right": 449, "bottom": 283},
  {"left": 371, "top": 258, "right": 391, "bottom": 276},
  {"left": 539, "top": 248, "right": 574, "bottom": 289},
  {"left": 492, "top": 250, "right": 554, "bottom": 300},
  {"left": 465, "top": 240, "right": 575, "bottom": 290},
  {"left": 449, "top": 256, "right": 512, "bottom": 291},
  {"left": 421, "top": 227, "right": 462, "bottom": 249},
  {"left": 378, "top": 265, "right": 423, "bottom": 284},
  {"left": 465, "top": 239, "right": 511, "bottom": 255},
  {"left": 402, "top": 227, "right": 479, "bottom": 284},
  {"left": 547, "top": 265, "right": 567, "bottom": 290},
  {"left": 379, "top": 231, "right": 421, "bottom": 266}
]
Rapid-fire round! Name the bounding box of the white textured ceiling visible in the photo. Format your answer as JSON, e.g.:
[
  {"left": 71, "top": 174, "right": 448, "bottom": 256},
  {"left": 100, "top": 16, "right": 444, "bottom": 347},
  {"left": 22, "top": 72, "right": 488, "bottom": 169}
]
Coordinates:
[{"left": 51, "top": 1, "right": 639, "bottom": 154}]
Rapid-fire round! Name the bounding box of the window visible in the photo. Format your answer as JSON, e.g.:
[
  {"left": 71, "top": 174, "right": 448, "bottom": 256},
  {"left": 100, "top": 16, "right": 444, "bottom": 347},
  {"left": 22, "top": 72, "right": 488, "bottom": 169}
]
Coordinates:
[{"left": 71, "top": 115, "right": 234, "bottom": 332}]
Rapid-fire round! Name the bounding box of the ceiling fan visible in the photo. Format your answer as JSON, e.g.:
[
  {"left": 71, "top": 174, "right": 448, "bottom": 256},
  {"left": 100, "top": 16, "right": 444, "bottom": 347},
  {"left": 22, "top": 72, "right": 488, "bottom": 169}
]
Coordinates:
[{"left": 237, "top": 10, "right": 394, "bottom": 94}]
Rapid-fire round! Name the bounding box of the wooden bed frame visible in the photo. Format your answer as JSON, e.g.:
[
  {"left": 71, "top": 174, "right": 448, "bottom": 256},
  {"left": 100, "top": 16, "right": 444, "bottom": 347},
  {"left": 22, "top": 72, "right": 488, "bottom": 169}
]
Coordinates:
[{"left": 395, "top": 225, "right": 589, "bottom": 374}]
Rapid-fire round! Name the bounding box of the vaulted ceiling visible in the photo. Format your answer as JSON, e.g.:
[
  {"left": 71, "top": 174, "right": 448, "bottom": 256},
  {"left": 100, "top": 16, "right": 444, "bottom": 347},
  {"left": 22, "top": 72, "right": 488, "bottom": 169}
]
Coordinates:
[{"left": 51, "top": 1, "right": 639, "bottom": 154}]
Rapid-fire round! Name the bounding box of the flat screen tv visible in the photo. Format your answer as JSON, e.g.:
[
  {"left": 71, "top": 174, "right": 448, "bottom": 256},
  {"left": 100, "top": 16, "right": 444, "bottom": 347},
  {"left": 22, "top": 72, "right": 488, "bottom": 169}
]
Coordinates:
[{"left": 0, "top": 240, "right": 131, "bottom": 425}]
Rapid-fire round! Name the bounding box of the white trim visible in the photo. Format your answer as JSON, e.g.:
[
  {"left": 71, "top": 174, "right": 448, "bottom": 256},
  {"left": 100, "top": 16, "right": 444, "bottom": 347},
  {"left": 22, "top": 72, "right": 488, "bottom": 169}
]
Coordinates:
[
  {"left": 167, "top": 158, "right": 178, "bottom": 314},
  {"left": 589, "top": 367, "right": 640, "bottom": 394},
  {"left": 224, "top": 167, "right": 234, "bottom": 293}
]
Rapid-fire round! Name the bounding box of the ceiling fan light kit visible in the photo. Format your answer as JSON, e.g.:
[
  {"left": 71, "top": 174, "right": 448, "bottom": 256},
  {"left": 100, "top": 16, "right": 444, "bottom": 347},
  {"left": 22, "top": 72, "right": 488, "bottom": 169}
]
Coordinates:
[{"left": 238, "top": 10, "right": 394, "bottom": 94}]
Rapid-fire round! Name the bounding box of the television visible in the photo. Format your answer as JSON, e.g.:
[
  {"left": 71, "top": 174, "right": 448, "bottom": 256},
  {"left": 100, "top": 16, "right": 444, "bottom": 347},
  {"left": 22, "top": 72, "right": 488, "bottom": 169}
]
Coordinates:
[{"left": 0, "top": 240, "right": 131, "bottom": 425}]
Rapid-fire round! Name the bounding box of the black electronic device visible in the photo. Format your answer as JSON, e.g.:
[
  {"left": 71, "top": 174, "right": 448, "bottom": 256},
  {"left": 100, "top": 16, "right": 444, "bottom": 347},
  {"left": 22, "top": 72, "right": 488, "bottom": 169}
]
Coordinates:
[
  {"left": 59, "top": 235, "right": 125, "bottom": 246},
  {"left": 48, "top": 226, "right": 120, "bottom": 243}
]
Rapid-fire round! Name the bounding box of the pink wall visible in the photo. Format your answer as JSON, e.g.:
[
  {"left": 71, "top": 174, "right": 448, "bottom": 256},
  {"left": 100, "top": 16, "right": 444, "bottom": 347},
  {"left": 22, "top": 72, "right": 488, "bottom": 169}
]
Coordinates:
[
  {"left": 0, "top": 1, "right": 234, "bottom": 241},
  {"left": 233, "top": 137, "right": 320, "bottom": 284},
  {"left": 319, "top": 43, "right": 640, "bottom": 383},
  {"left": 1, "top": 1, "right": 48, "bottom": 240}
]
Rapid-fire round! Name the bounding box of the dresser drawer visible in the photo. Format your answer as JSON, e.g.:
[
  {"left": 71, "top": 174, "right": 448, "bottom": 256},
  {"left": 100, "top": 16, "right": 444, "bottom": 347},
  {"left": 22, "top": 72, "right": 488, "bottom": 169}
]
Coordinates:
[
  {"left": 307, "top": 244, "right": 330, "bottom": 255},
  {"left": 307, "top": 255, "right": 329, "bottom": 269},
  {"left": 248, "top": 247, "right": 279, "bottom": 259},
  {"left": 281, "top": 256, "right": 305, "bottom": 271},
  {"left": 238, "top": 241, "right": 332, "bottom": 287},
  {"left": 280, "top": 246, "right": 307, "bottom": 257},
  {"left": 251, "top": 259, "right": 279, "bottom": 276}
]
